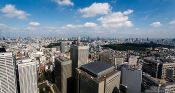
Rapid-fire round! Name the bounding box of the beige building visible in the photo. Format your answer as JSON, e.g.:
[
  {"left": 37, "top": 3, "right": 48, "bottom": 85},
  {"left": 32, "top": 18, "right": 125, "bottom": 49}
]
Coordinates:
[
  {"left": 77, "top": 61, "right": 121, "bottom": 93},
  {"left": 54, "top": 56, "right": 72, "bottom": 93},
  {"left": 17, "top": 59, "right": 38, "bottom": 93},
  {"left": 143, "top": 57, "right": 175, "bottom": 80},
  {"left": 128, "top": 55, "right": 139, "bottom": 66},
  {"left": 70, "top": 45, "right": 89, "bottom": 77},
  {"left": 100, "top": 50, "right": 125, "bottom": 65}
]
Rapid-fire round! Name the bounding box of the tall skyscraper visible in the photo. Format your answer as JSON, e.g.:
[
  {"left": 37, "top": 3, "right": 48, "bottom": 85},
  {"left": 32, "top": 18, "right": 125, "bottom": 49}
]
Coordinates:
[
  {"left": 77, "top": 61, "right": 121, "bottom": 93},
  {"left": 70, "top": 44, "right": 89, "bottom": 93},
  {"left": 17, "top": 59, "right": 38, "bottom": 93},
  {"left": 60, "top": 41, "right": 67, "bottom": 53},
  {"left": 54, "top": 57, "right": 72, "bottom": 93},
  {"left": 0, "top": 52, "right": 18, "bottom": 93},
  {"left": 70, "top": 45, "right": 89, "bottom": 73}
]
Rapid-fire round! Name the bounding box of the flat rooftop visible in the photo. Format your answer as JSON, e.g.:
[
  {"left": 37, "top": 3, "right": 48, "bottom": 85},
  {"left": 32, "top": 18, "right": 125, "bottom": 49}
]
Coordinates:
[{"left": 80, "top": 61, "right": 115, "bottom": 77}]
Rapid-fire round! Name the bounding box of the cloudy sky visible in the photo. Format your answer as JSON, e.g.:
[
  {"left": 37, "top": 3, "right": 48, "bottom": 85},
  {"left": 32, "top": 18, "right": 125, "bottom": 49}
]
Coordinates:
[{"left": 0, "top": 0, "right": 175, "bottom": 38}]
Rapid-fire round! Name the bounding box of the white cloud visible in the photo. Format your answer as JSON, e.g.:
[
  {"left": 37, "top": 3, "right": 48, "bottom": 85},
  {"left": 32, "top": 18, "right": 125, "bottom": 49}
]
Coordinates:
[
  {"left": 1, "top": 4, "right": 30, "bottom": 20},
  {"left": 29, "top": 21, "right": 40, "bottom": 27},
  {"left": 150, "top": 22, "right": 161, "bottom": 27},
  {"left": 98, "top": 9, "right": 134, "bottom": 28},
  {"left": 67, "top": 24, "right": 82, "bottom": 28},
  {"left": 169, "top": 20, "right": 175, "bottom": 25},
  {"left": 78, "top": 2, "right": 111, "bottom": 17},
  {"left": 84, "top": 22, "right": 97, "bottom": 27},
  {"left": 62, "top": 22, "right": 97, "bottom": 29},
  {"left": 53, "top": 0, "right": 74, "bottom": 6},
  {"left": 123, "top": 9, "right": 134, "bottom": 15},
  {"left": 0, "top": 23, "right": 8, "bottom": 28},
  {"left": 27, "top": 21, "right": 40, "bottom": 30}
]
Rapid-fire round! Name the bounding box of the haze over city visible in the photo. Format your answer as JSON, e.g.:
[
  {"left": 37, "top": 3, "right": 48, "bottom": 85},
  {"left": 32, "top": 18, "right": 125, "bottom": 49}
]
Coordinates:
[
  {"left": 0, "top": 0, "right": 175, "bottom": 38},
  {"left": 1, "top": 0, "right": 175, "bottom": 93}
]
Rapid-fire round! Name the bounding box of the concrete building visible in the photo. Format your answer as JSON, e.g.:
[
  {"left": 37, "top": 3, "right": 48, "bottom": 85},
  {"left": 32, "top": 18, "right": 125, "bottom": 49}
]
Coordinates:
[
  {"left": 143, "top": 57, "right": 175, "bottom": 80},
  {"left": 60, "top": 41, "right": 67, "bottom": 53},
  {"left": 143, "top": 74, "right": 175, "bottom": 93},
  {"left": 77, "top": 61, "right": 121, "bottom": 93},
  {"left": 100, "top": 50, "right": 125, "bottom": 66},
  {"left": 121, "top": 66, "right": 142, "bottom": 93},
  {"left": 128, "top": 55, "right": 138, "bottom": 65},
  {"left": 0, "top": 52, "right": 18, "bottom": 93},
  {"left": 17, "top": 59, "right": 38, "bottom": 93},
  {"left": 54, "top": 57, "right": 72, "bottom": 93},
  {"left": 70, "top": 45, "right": 89, "bottom": 74}
]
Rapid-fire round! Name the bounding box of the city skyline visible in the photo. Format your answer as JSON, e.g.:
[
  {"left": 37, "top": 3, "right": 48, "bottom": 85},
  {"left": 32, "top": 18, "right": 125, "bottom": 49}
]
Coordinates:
[{"left": 0, "top": 0, "right": 175, "bottom": 38}]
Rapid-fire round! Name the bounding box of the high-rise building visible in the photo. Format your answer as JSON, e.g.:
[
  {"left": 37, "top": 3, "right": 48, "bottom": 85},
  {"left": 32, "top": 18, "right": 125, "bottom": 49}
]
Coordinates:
[
  {"left": 121, "top": 65, "right": 142, "bottom": 93},
  {"left": 143, "top": 73, "right": 175, "bottom": 93},
  {"left": 70, "top": 45, "right": 89, "bottom": 74},
  {"left": 70, "top": 45, "right": 89, "bottom": 93},
  {"left": 17, "top": 59, "right": 38, "bottom": 93},
  {"left": 77, "top": 61, "right": 121, "bottom": 93},
  {"left": 143, "top": 57, "right": 175, "bottom": 80},
  {"left": 54, "top": 57, "right": 72, "bottom": 93},
  {"left": 0, "top": 52, "right": 18, "bottom": 93},
  {"left": 60, "top": 41, "right": 67, "bottom": 53}
]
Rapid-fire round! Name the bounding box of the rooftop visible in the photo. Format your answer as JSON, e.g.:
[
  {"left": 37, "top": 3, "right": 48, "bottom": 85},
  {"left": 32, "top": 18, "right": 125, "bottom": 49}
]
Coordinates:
[
  {"left": 56, "top": 56, "right": 70, "bottom": 62},
  {"left": 80, "top": 61, "right": 115, "bottom": 77},
  {"left": 144, "top": 57, "right": 175, "bottom": 64}
]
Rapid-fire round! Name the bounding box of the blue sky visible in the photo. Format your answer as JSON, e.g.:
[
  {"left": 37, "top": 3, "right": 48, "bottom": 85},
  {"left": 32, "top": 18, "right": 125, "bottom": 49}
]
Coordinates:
[{"left": 0, "top": 0, "right": 175, "bottom": 38}]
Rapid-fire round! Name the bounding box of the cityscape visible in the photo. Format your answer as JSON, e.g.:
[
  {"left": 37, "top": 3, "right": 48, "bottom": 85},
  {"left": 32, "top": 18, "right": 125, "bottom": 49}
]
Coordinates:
[{"left": 0, "top": 0, "right": 175, "bottom": 93}]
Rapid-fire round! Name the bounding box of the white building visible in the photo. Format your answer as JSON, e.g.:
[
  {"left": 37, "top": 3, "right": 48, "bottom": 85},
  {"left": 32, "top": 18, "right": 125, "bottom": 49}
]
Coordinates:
[
  {"left": 0, "top": 52, "right": 18, "bottom": 93},
  {"left": 17, "top": 59, "right": 38, "bottom": 93}
]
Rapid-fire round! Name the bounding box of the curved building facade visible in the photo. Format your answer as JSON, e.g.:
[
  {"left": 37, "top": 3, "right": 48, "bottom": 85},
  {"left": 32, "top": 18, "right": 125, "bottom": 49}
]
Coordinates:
[{"left": 0, "top": 52, "right": 17, "bottom": 93}]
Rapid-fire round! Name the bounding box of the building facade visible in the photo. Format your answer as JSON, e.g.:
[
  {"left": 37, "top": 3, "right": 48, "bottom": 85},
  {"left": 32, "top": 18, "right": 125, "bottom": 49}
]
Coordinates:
[
  {"left": 0, "top": 52, "right": 18, "bottom": 93},
  {"left": 54, "top": 57, "right": 72, "bottom": 93},
  {"left": 77, "top": 61, "right": 121, "bottom": 93},
  {"left": 121, "top": 66, "right": 142, "bottom": 93},
  {"left": 143, "top": 57, "right": 175, "bottom": 80},
  {"left": 70, "top": 45, "right": 89, "bottom": 77},
  {"left": 17, "top": 59, "right": 38, "bottom": 93}
]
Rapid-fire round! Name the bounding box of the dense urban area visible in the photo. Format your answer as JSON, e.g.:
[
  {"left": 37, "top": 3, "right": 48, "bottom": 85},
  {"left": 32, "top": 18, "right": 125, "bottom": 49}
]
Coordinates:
[{"left": 1, "top": 37, "right": 175, "bottom": 93}]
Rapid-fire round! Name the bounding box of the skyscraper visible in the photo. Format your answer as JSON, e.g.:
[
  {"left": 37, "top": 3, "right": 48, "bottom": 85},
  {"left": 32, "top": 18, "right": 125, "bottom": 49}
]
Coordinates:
[
  {"left": 70, "top": 45, "right": 89, "bottom": 74},
  {"left": 121, "top": 66, "right": 142, "bottom": 93},
  {"left": 77, "top": 61, "right": 121, "bottom": 93},
  {"left": 60, "top": 41, "right": 67, "bottom": 53},
  {"left": 54, "top": 57, "right": 72, "bottom": 93},
  {"left": 17, "top": 59, "right": 38, "bottom": 93},
  {"left": 0, "top": 52, "right": 18, "bottom": 93},
  {"left": 70, "top": 44, "right": 89, "bottom": 93}
]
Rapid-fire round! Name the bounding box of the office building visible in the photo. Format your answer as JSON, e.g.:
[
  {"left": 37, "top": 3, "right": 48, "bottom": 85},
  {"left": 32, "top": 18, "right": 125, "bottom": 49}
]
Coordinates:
[
  {"left": 54, "top": 57, "right": 72, "bottom": 93},
  {"left": 100, "top": 50, "right": 125, "bottom": 65},
  {"left": 77, "top": 61, "right": 121, "bottom": 93},
  {"left": 70, "top": 45, "right": 89, "bottom": 74},
  {"left": 143, "top": 57, "right": 175, "bottom": 80},
  {"left": 128, "top": 55, "right": 138, "bottom": 65},
  {"left": 60, "top": 41, "right": 67, "bottom": 53},
  {"left": 143, "top": 73, "right": 175, "bottom": 93},
  {"left": 0, "top": 52, "right": 18, "bottom": 93},
  {"left": 17, "top": 59, "right": 38, "bottom": 93},
  {"left": 121, "top": 65, "right": 142, "bottom": 93}
]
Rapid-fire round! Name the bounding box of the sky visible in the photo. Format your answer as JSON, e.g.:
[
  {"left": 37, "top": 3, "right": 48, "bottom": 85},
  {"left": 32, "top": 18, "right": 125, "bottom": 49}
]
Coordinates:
[{"left": 0, "top": 0, "right": 175, "bottom": 38}]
